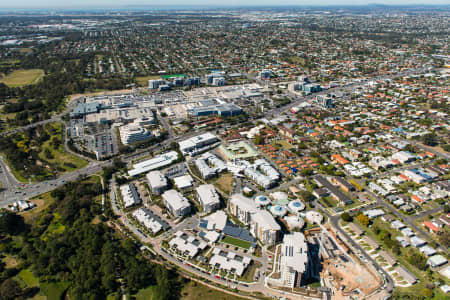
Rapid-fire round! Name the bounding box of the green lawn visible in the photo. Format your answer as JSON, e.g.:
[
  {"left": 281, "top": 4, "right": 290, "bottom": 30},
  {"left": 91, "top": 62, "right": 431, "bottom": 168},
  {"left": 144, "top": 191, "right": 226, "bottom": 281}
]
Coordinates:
[
  {"left": 271, "top": 139, "right": 294, "bottom": 150},
  {"left": 320, "top": 196, "right": 338, "bottom": 208},
  {"left": 0, "top": 69, "right": 44, "bottom": 87},
  {"left": 42, "top": 213, "right": 66, "bottom": 241},
  {"left": 38, "top": 123, "right": 88, "bottom": 172},
  {"left": 222, "top": 236, "right": 251, "bottom": 250},
  {"left": 40, "top": 281, "right": 70, "bottom": 300},
  {"left": 17, "top": 269, "right": 39, "bottom": 287},
  {"left": 135, "top": 285, "right": 156, "bottom": 300},
  {"left": 180, "top": 281, "right": 246, "bottom": 300},
  {"left": 136, "top": 75, "right": 161, "bottom": 87}
]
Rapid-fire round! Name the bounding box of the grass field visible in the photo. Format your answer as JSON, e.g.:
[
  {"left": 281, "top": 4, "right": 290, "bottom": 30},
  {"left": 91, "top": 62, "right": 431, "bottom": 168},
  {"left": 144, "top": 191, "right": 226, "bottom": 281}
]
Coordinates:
[
  {"left": 38, "top": 123, "right": 88, "bottom": 172},
  {"left": 134, "top": 281, "right": 247, "bottom": 300},
  {"left": 213, "top": 173, "right": 234, "bottom": 195},
  {"left": 180, "top": 281, "right": 246, "bottom": 300},
  {"left": 42, "top": 213, "right": 66, "bottom": 241},
  {"left": 17, "top": 269, "right": 40, "bottom": 287},
  {"left": 23, "top": 191, "right": 54, "bottom": 223},
  {"left": 0, "top": 69, "right": 44, "bottom": 87},
  {"left": 40, "top": 281, "right": 70, "bottom": 300},
  {"left": 222, "top": 236, "right": 251, "bottom": 250},
  {"left": 136, "top": 75, "right": 161, "bottom": 87},
  {"left": 272, "top": 139, "right": 294, "bottom": 150}
]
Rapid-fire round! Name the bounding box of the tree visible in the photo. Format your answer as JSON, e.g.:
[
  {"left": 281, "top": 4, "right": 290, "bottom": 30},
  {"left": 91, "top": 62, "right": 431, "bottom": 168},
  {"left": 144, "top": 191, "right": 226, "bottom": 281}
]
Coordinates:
[
  {"left": 0, "top": 209, "right": 26, "bottom": 235},
  {"left": 356, "top": 214, "right": 370, "bottom": 227},
  {"left": 299, "top": 190, "right": 315, "bottom": 203},
  {"left": 422, "top": 288, "right": 433, "bottom": 298},
  {"left": 438, "top": 229, "right": 450, "bottom": 248},
  {"left": 0, "top": 278, "right": 22, "bottom": 300},
  {"left": 421, "top": 133, "right": 438, "bottom": 146},
  {"left": 253, "top": 135, "right": 263, "bottom": 145},
  {"left": 341, "top": 212, "right": 353, "bottom": 222}
]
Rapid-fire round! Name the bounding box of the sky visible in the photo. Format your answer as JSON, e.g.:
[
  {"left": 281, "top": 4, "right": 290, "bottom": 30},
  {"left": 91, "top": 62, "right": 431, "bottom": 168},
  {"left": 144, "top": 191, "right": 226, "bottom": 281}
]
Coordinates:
[{"left": 0, "top": 0, "right": 449, "bottom": 9}]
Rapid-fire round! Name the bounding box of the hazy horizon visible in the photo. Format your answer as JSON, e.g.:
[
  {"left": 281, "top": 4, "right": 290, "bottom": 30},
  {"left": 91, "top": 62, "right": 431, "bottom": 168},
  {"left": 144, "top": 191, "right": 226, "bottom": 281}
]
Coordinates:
[{"left": 1, "top": 0, "right": 449, "bottom": 10}]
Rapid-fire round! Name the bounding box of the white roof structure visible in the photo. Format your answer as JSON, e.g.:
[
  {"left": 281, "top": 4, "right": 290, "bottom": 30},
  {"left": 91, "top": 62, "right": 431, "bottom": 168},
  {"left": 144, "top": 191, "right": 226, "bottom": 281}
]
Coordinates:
[
  {"left": 209, "top": 250, "right": 251, "bottom": 276},
  {"left": 202, "top": 210, "right": 228, "bottom": 231},
  {"left": 119, "top": 123, "right": 152, "bottom": 145},
  {"left": 230, "top": 193, "right": 258, "bottom": 215},
  {"left": 128, "top": 151, "right": 178, "bottom": 176},
  {"left": 178, "top": 133, "right": 219, "bottom": 156},
  {"left": 146, "top": 171, "right": 168, "bottom": 190},
  {"left": 419, "top": 245, "right": 437, "bottom": 256},
  {"left": 196, "top": 184, "right": 220, "bottom": 209},
  {"left": 120, "top": 184, "right": 141, "bottom": 208},
  {"left": 162, "top": 189, "right": 191, "bottom": 213},
  {"left": 253, "top": 209, "right": 281, "bottom": 232},
  {"left": 364, "top": 209, "right": 385, "bottom": 219},
  {"left": 132, "top": 208, "right": 163, "bottom": 233},
  {"left": 174, "top": 174, "right": 194, "bottom": 189},
  {"left": 391, "top": 220, "right": 406, "bottom": 230},
  {"left": 427, "top": 255, "right": 448, "bottom": 268},
  {"left": 169, "top": 232, "right": 207, "bottom": 258},
  {"left": 279, "top": 232, "right": 308, "bottom": 288},
  {"left": 305, "top": 211, "right": 323, "bottom": 225},
  {"left": 410, "top": 236, "right": 427, "bottom": 248}
]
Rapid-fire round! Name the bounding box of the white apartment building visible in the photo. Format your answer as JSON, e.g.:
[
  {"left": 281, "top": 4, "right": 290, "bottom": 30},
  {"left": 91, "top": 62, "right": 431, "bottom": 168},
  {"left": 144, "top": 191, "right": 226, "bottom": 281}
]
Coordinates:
[
  {"left": 162, "top": 189, "right": 191, "bottom": 217},
  {"left": 196, "top": 184, "right": 221, "bottom": 213},
  {"left": 146, "top": 171, "right": 168, "bottom": 195}
]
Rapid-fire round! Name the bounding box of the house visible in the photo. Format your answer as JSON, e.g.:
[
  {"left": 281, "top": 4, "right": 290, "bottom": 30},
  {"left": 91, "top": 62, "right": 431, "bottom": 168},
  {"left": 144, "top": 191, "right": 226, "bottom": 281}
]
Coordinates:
[
  {"left": 331, "top": 153, "right": 350, "bottom": 165},
  {"left": 332, "top": 177, "right": 354, "bottom": 192},
  {"left": 348, "top": 222, "right": 364, "bottom": 236},
  {"left": 419, "top": 245, "right": 437, "bottom": 257},
  {"left": 364, "top": 209, "right": 385, "bottom": 219},
  {"left": 410, "top": 236, "right": 427, "bottom": 248},
  {"left": 379, "top": 251, "right": 397, "bottom": 266},
  {"left": 396, "top": 266, "right": 417, "bottom": 285},
  {"left": 391, "top": 220, "right": 406, "bottom": 230},
  {"left": 362, "top": 235, "right": 380, "bottom": 249},
  {"left": 427, "top": 255, "right": 448, "bottom": 268},
  {"left": 423, "top": 221, "right": 442, "bottom": 234}
]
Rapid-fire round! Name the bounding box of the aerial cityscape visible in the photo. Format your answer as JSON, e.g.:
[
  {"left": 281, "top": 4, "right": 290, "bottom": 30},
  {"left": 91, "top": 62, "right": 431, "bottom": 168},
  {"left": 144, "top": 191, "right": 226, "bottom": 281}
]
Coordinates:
[{"left": 0, "top": 3, "right": 449, "bottom": 300}]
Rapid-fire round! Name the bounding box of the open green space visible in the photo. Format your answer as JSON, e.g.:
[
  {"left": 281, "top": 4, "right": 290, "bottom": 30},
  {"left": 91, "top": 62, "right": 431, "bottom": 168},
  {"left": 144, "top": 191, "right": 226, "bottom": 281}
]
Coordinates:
[
  {"left": 40, "top": 281, "right": 70, "bottom": 300},
  {"left": 161, "top": 74, "right": 185, "bottom": 79},
  {"left": 272, "top": 139, "right": 294, "bottom": 150},
  {"left": 0, "top": 122, "right": 88, "bottom": 182},
  {"left": 0, "top": 69, "right": 44, "bottom": 87},
  {"left": 222, "top": 236, "right": 251, "bottom": 250},
  {"left": 17, "top": 269, "right": 40, "bottom": 287},
  {"left": 136, "top": 75, "right": 162, "bottom": 87},
  {"left": 320, "top": 196, "right": 338, "bottom": 208}
]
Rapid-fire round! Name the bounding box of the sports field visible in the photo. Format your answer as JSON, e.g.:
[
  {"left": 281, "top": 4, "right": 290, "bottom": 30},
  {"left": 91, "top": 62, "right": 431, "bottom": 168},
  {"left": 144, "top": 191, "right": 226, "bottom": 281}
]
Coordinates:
[{"left": 0, "top": 69, "right": 44, "bottom": 87}]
